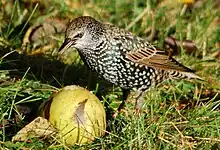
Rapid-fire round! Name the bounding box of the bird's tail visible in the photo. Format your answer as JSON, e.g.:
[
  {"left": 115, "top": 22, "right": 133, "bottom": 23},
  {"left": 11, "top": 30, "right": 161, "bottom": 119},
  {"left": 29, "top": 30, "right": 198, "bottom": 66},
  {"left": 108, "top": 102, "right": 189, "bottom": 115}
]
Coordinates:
[
  {"left": 169, "top": 70, "right": 204, "bottom": 81},
  {"left": 181, "top": 72, "right": 204, "bottom": 80}
]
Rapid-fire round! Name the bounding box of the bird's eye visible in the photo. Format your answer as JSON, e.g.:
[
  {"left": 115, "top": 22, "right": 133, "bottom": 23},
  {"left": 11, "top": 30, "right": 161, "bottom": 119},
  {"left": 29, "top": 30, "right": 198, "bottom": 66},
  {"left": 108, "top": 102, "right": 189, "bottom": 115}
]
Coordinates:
[{"left": 74, "top": 33, "right": 83, "bottom": 38}]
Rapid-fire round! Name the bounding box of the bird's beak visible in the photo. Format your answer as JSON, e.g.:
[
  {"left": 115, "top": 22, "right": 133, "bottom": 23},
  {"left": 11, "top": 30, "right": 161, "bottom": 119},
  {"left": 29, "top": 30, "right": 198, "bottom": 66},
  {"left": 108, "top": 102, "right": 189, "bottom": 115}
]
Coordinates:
[{"left": 58, "top": 38, "right": 74, "bottom": 54}]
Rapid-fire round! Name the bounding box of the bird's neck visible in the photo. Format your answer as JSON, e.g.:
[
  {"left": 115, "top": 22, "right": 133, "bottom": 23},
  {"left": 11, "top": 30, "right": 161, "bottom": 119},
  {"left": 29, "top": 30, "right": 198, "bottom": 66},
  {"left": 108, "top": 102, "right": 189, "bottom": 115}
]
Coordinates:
[{"left": 77, "top": 48, "right": 99, "bottom": 71}]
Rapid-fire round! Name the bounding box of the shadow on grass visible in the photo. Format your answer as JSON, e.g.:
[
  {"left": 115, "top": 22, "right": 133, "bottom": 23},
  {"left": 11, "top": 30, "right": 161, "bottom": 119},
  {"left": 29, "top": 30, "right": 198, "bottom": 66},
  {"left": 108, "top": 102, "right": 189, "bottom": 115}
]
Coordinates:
[
  {"left": 1, "top": 50, "right": 88, "bottom": 87},
  {"left": 0, "top": 48, "right": 118, "bottom": 139}
]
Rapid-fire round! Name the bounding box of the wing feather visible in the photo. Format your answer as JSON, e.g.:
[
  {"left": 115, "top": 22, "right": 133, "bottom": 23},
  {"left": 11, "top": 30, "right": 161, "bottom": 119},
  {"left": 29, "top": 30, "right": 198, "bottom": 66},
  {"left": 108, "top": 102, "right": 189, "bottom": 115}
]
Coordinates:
[
  {"left": 125, "top": 46, "right": 194, "bottom": 73},
  {"left": 108, "top": 28, "right": 202, "bottom": 79}
]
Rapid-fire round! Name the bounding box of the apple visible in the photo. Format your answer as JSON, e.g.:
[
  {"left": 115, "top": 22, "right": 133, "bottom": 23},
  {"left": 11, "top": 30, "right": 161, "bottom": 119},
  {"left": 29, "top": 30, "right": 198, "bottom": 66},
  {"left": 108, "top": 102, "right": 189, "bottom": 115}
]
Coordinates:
[{"left": 40, "top": 85, "right": 106, "bottom": 145}]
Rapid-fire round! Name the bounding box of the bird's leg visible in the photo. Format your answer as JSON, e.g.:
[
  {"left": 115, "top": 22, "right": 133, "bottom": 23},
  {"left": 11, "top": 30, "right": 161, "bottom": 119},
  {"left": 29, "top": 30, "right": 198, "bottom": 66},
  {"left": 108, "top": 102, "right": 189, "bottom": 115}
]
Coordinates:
[
  {"left": 134, "top": 90, "right": 147, "bottom": 115},
  {"left": 113, "top": 89, "right": 130, "bottom": 118},
  {"left": 118, "top": 89, "right": 130, "bottom": 111}
]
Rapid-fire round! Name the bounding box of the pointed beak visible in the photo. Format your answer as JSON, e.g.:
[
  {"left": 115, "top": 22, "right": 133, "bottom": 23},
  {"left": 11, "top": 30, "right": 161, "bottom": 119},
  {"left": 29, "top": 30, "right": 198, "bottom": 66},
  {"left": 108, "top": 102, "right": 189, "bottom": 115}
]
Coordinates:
[{"left": 58, "top": 38, "right": 74, "bottom": 54}]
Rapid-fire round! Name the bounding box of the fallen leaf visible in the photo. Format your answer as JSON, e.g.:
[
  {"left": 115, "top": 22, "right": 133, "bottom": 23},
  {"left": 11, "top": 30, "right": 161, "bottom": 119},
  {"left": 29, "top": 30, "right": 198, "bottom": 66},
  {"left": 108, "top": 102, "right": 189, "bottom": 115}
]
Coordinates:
[
  {"left": 182, "top": 40, "right": 197, "bottom": 54},
  {"left": 12, "top": 117, "right": 57, "bottom": 142},
  {"left": 164, "top": 36, "right": 180, "bottom": 57}
]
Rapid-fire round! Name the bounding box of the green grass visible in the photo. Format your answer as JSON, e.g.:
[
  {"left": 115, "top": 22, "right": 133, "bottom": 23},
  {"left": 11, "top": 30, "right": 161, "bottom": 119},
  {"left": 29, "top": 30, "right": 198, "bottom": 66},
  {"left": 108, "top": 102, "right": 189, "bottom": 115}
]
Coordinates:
[{"left": 0, "top": 0, "right": 219, "bottom": 149}]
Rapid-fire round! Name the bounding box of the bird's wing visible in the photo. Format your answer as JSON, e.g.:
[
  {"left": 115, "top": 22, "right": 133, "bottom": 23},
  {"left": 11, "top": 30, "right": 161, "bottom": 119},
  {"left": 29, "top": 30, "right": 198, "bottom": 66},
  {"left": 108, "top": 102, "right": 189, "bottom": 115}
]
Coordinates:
[{"left": 124, "top": 42, "right": 193, "bottom": 73}]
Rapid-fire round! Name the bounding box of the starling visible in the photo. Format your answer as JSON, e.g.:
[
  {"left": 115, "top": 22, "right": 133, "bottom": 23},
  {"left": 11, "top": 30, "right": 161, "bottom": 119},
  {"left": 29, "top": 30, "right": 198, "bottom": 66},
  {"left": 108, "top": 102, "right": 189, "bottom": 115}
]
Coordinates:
[{"left": 59, "top": 16, "right": 201, "bottom": 114}]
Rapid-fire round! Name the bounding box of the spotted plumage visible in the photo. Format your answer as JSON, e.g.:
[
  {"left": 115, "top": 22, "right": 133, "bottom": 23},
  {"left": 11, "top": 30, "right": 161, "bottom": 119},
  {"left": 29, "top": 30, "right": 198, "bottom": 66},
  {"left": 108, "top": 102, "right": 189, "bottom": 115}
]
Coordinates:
[{"left": 59, "top": 16, "right": 201, "bottom": 114}]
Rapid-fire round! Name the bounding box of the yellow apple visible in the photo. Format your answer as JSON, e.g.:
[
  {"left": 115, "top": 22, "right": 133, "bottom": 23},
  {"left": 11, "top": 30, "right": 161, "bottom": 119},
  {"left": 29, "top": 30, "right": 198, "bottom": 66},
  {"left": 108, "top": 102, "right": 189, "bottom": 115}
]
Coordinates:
[{"left": 40, "top": 85, "right": 106, "bottom": 145}]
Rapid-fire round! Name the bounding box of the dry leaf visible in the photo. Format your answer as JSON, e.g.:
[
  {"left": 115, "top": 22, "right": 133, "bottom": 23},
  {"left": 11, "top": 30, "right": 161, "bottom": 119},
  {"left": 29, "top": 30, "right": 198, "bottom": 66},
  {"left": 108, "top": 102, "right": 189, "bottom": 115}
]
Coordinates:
[
  {"left": 12, "top": 117, "right": 57, "bottom": 142},
  {"left": 182, "top": 40, "right": 197, "bottom": 54},
  {"left": 20, "top": 18, "right": 68, "bottom": 55},
  {"left": 164, "top": 37, "right": 198, "bottom": 55},
  {"left": 164, "top": 36, "right": 180, "bottom": 57},
  {"left": 30, "top": 18, "right": 67, "bottom": 42}
]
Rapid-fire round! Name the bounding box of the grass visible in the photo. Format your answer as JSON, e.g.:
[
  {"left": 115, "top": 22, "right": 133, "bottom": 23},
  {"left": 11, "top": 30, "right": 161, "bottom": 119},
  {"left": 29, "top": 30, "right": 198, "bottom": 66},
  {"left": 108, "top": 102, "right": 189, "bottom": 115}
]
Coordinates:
[{"left": 0, "top": 0, "right": 219, "bottom": 149}]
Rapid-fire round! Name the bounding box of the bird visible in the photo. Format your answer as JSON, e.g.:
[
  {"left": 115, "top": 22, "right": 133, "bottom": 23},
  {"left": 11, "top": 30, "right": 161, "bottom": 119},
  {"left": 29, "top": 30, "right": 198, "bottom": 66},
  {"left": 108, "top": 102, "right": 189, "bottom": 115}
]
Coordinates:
[{"left": 58, "top": 16, "right": 201, "bottom": 115}]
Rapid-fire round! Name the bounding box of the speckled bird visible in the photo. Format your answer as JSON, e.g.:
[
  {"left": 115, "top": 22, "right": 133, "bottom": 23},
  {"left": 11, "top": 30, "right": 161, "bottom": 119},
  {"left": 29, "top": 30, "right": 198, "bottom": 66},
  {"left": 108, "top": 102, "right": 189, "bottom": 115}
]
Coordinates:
[{"left": 59, "top": 16, "right": 201, "bottom": 114}]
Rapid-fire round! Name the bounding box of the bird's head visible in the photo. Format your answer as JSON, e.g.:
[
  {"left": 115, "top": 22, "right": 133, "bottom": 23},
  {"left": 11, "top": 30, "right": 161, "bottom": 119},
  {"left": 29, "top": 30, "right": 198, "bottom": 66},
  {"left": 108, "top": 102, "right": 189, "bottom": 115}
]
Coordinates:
[{"left": 58, "top": 16, "right": 104, "bottom": 54}]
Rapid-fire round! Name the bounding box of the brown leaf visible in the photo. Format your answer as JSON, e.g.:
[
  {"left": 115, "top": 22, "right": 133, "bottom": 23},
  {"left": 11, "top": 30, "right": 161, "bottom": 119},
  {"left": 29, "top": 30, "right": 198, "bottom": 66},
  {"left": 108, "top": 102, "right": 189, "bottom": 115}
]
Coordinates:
[
  {"left": 21, "top": 18, "right": 68, "bottom": 55},
  {"left": 29, "top": 18, "right": 68, "bottom": 43},
  {"left": 182, "top": 40, "right": 197, "bottom": 54},
  {"left": 164, "top": 37, "right": 198, "bottom": 55},
  {"left": 12, "top": 117, "right": 57, "bottom": 142},
  {"left": 164, "top": 36, "right": 180, "bottom": 57}
]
